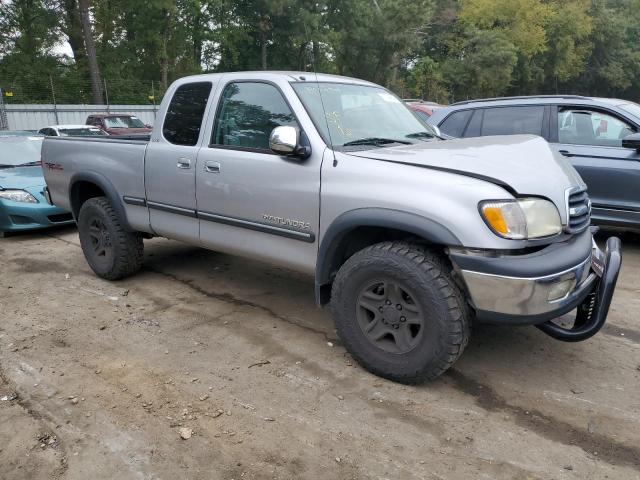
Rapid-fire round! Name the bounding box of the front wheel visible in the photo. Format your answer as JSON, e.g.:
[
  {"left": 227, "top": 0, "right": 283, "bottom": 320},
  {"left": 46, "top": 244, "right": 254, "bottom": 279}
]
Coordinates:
[
  {"left": 330, "top": 241, "right": 470, "bottom": 383},
  {"left": 77, "top": 196, "right": 143, "bottom": 280}
]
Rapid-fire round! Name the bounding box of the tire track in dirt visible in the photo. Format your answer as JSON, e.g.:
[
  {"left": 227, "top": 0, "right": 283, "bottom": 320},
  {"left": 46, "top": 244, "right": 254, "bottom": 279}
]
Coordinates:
[{"left": 448, "top": 369, "right": 640, "bottom": 471}]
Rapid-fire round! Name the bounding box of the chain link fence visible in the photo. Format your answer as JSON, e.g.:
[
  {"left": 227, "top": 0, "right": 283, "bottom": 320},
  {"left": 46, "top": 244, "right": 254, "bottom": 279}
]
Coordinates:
[
  {"left": 0, "top": 76, "right": 166, "bottom": 131},
  {"left": 0, "top": 76, "right": 166, "bottom": 106}
]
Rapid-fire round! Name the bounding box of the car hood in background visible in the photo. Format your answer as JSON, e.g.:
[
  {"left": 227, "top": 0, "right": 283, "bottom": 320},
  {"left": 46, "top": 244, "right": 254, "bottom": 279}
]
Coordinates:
[
  {"left": 0, "top": 166, "right": 46, "bottom": 190},
  {"left": 342, "top": 134, "right": 585, "bottom": 218}
]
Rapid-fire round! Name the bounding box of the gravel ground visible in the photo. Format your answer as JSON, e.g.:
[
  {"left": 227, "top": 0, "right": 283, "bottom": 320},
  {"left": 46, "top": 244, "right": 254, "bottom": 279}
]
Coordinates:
[{"left": 0, "top": 226, "right": 639, "bottom": 480}]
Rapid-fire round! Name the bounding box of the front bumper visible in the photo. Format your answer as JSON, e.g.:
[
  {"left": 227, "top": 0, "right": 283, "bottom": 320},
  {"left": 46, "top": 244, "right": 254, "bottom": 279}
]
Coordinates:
[
  {"left": 0, "top": 186, "right": 74, "bottom": 233},
  {"left": 451, "top": 229, "right": 621, "bottom": 332}
]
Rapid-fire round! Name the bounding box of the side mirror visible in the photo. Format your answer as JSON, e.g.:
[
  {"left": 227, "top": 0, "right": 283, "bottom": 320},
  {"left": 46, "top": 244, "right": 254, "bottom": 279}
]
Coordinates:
[
  {"left": 622, "top": 132, "right": 640, "bottom": 152},
  {"left": 269, "top": 126, "right": 311, "bottom": 159}
]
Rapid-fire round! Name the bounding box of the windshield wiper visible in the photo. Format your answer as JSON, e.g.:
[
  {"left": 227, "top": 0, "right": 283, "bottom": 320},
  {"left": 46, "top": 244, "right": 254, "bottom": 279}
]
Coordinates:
[
  {"left": 342, "top": 137, "right": 412, "bottom": 147},
  {"left": 0, "top": 161, "right": 41, "bottom": 169},
  {"left": 406, "top": 132, "right": 436, "bottom": 140}
]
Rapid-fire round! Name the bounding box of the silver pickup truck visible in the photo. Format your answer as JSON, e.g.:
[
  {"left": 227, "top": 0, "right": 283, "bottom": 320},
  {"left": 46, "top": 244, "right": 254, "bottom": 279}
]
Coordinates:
[{"left": 42, "top": 72, "right": 621, "bottom": 383}]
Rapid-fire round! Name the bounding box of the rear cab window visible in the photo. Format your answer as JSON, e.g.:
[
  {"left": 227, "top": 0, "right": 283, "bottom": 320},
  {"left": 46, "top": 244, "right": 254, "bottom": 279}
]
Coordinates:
[{"left": 163, "top": 82, "right": 213, "bottom": 146}]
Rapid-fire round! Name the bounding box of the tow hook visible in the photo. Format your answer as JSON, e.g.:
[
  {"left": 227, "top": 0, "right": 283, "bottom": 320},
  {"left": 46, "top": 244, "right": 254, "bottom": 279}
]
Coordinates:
[{"left": 537, "top": 237, "right": 621, "bottom": 342}]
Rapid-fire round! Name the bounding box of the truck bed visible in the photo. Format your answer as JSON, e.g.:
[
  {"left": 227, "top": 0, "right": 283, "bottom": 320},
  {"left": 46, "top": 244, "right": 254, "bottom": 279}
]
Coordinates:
[{"left": 42, "top": 135, "right": 151, "bottom": 232}]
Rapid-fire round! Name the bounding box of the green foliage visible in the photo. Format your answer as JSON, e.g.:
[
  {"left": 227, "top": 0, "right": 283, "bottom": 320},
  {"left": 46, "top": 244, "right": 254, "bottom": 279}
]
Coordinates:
[{"left": 1, "top": 0, "right": 639, "bottom": 104}]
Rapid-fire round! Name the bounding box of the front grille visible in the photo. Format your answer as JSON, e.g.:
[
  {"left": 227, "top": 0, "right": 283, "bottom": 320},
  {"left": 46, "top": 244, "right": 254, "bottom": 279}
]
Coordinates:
[
  {"left": 566, "top": 187, "right": 591, "bottom": 234},
  {"left": 47, "top": 213, "right": 73, "bottom": 223}
]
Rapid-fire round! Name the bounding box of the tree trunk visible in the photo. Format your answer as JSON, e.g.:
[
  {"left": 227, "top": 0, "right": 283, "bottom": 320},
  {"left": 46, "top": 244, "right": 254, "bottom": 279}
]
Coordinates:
[
  {"left": 261, "top": 31, "right": 268, "bottom": 70},
  {"left": 61, "top": 0, "right": 86, "bottom": 63},
  {"left": 78, "top": 0, "right": 103, "bottom": 104},
  {"left": 259, "top": 14, "right": 269, "bottom": 70},
  {"left": 192, "top": 7, "right": 202, "bottom": 67}
]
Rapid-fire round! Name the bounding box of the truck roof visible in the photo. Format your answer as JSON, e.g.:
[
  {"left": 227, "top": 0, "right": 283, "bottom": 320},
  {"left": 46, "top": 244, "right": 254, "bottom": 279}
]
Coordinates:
[{"left": 176, "top": 71, "right": 378, "bottom": 86}]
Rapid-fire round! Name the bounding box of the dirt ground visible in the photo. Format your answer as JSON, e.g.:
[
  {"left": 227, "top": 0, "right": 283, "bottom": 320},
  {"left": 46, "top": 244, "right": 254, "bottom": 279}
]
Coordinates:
[{"left": 0, "top": 226, "right": 639, "bottom": 480}]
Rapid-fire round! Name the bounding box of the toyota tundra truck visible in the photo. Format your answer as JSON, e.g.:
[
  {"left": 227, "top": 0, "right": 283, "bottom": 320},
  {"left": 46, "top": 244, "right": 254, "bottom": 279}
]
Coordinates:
[{"left": 41, "top": 72, "right": 621, "bottom": 383}]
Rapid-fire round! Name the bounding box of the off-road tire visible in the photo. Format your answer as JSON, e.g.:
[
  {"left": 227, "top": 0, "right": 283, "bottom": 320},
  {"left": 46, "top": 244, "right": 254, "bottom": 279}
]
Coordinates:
[
  {"left": 77, "top": 196, "right": 143, "bottom": 280},
  {"left": 330, "top": 241, "right": 470, "bottom": 383}
]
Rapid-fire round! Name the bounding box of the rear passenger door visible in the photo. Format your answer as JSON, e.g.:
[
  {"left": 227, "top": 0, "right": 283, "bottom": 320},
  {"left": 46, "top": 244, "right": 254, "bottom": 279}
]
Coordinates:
[
  {"left": 548, "top": 106, "right": 640, "bottom": 226},
  {"left": 144, "top": 81, "right": 216, "bottom": 243}
]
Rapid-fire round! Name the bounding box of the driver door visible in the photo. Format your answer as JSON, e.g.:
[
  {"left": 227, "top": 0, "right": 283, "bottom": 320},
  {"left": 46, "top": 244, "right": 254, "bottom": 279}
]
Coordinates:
[{"left": 195, "top": 79, "right": 323, "bottom": 274}]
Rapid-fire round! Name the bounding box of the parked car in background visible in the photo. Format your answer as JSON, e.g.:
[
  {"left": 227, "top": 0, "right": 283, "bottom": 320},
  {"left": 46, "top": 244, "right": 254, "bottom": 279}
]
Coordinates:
[
  {"left": 0, "top": 130, "right": 41, "bottom": 137},
  {"left": 0, "top": 136, "right": 74, "bottom": 235},
  {"left": 404, "top": 99, "right": 446, "bottom": 121},
  {"left": 38, "top": 125, "right": 108, "bottom": 137},
  {"left": 42, "top": 72, "right": 620, "bottom": 383},
  {"left": 86, "top": 114, "right": 152, "bottom": 136},
  {"left": 428, "top": 95, "right": 640, "bottom": 231}
]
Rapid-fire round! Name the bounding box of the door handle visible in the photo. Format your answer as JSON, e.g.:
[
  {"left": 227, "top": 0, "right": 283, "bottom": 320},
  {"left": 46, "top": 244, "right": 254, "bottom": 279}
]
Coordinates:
[
  {"left": 177, "top": 157, "right": 191, "bottom": 169},
  {"left": 558, "top": 149, "right": 574, "bottom": 157},
  {"left": 204, "top": 161, "right": 221, "bottom": 173}
]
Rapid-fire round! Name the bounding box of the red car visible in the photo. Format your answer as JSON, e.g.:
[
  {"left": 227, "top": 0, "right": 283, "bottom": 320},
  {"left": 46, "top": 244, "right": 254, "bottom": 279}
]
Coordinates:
[
  {"left": 86, "top": 114, "right": 152, "bottom": 136},
  {"left": 404, "top": 100, "right": 446, "bottom": 122}
]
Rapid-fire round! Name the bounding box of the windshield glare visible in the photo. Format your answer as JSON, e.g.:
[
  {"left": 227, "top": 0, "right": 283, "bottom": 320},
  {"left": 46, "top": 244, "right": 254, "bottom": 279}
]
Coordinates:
[
  {"left": 0, "top": 137, "right": 43, "bottom": 166},
  {"left": 291, "top": 82, "right": 438, "bottom": 149},
  {"left": 104, "top": 116, "right": 146, "bottom": 128}
]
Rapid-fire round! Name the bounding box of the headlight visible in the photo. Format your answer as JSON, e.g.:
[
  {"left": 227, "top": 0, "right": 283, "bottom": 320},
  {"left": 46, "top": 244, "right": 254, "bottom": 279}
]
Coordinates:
[
  {"left": 480, "top": 198, "right": 561, "bottom": 239},
  {"left": 0, "top": 189, "right": 38, "bottom": 203}
]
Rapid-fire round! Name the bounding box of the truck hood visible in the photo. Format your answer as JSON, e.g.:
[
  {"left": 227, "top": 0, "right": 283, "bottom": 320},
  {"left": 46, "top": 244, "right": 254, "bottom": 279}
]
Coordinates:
[
  {"left": 342, "top": 135, "right": 585, "bottom": 216},
  {"left": 0, "top": 166, "right": 46, "bottom": 190}
]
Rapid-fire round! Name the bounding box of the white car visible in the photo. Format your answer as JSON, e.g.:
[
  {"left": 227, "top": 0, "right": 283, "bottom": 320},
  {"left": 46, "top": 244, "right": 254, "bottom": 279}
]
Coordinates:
[{"left": 38, "top": 125, "right": 109, "bottom": 137}]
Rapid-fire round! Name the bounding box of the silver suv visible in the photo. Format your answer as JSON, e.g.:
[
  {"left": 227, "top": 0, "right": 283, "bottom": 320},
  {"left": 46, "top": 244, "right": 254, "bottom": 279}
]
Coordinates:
[{"left": 42, "top": 73, "right": 621, "bottom": 383}]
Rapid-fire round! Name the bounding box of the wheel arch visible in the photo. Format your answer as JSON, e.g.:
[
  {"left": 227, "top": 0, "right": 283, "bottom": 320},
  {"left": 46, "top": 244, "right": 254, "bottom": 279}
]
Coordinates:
[
  {"left": 315, "top": 208, "right": 462, "bottom": 305},
  {"left": 69, "top": 172, "right": 133, "bottom": 231}
]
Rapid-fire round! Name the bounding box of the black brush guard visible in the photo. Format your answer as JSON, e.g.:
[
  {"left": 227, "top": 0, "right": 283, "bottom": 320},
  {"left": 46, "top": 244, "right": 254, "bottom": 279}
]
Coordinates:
[{"left": 537, "top": 237, "right": 621, "bottom": 342}]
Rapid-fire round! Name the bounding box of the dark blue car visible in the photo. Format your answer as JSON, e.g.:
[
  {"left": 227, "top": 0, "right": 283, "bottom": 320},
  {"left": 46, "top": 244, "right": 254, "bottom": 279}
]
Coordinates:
[
  {"left": 0, "top": 135, "right": 74, "bottom": 235},
  {"left": 428, "top": 96, "right": 640, "bottom": 231}
]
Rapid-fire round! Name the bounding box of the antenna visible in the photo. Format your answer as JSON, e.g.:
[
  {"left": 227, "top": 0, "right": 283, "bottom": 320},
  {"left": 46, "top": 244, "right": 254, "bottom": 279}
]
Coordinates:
[{"left": 303, "top": 21, "right": 337, "bottom": 166}]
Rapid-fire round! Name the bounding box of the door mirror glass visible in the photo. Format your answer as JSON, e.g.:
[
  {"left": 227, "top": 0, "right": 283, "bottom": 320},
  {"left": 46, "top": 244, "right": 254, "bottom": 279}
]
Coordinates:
[
  {"left": 269, "top": 126, "right": 298, "bottom": 154},
  {"left": 622, "top": 132, "right": 640, "bottom": 151}
]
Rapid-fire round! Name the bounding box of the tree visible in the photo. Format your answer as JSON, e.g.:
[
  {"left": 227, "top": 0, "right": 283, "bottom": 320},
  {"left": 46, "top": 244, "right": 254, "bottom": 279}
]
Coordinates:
[{"left": 78, "top": 0, "right": 103, "bottom": 103}]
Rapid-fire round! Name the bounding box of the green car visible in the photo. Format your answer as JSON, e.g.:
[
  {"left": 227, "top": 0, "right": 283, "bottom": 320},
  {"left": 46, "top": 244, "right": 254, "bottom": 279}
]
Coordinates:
[{"left": 0, "top": 135, "right": 74, "bottom": 235}]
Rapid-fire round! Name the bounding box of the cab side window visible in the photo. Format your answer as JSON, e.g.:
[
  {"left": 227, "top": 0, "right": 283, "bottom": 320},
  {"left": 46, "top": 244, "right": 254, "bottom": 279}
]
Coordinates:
[
  {"left": 212, "top": 82, "right": 297, "bottom": 150},
  {"left": 163, "top": 82, "right": 212, "bottom": 146},
  {"left": 439, "top": 110, "right": 472, "bottom": 137},
  {"left": 558, "top": 108, "right": 636, "bottom": 147},
  {"left": 481, "top": 106, "right": 544, "bottom": 136}
]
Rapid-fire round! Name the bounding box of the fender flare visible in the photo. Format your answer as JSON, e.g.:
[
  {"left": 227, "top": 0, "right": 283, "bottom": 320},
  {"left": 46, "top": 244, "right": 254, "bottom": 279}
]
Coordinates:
[
  {"left": 69, "top": 171, "right": 133, "bottom": 231},
  {"left": 315, "top": 208, "right": 462, "bottom": 304}
]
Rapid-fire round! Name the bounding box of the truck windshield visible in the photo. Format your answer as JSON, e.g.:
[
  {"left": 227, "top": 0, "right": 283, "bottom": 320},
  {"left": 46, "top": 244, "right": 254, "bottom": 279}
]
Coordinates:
[
  {"left": 58, "top": 128, "right": 108, "bottom": 137},
  {"left": 104, "top": 116, "right": 146, "bottom": 128},
  {"left": 291, "top": 82, "right": 439, "bottom": 149},
  {"left": 0, "top": 137, "right": 42, "bottom": 167},
  {"left": 620, "top": 102, "right": 640, "bottom": 121}
]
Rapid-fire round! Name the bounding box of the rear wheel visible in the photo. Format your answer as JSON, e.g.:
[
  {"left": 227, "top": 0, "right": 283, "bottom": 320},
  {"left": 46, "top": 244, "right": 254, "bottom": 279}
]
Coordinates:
[
  {"left": 330, "top": 241, "right": 470, "bottom": 383},
  {"left": 77, "top": 197, "right": 143, "bottom": 280}
]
